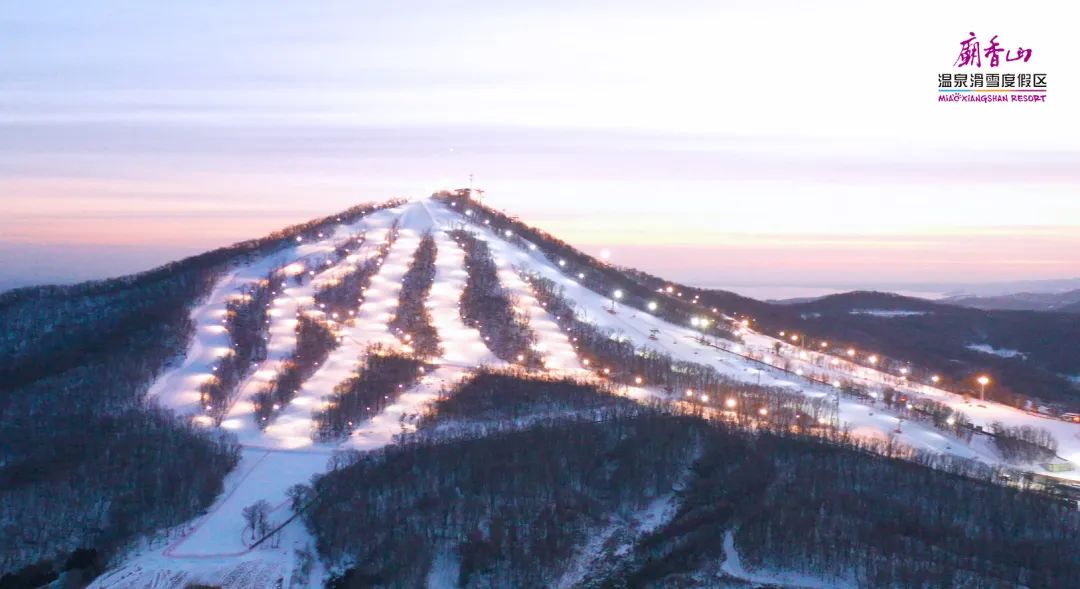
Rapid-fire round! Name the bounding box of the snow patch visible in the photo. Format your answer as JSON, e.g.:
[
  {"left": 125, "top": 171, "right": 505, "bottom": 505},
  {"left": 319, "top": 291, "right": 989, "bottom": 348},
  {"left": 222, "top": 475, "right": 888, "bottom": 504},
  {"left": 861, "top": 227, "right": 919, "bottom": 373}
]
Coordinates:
[
  {"left": 966, "top": 343, "right": 1027, "bottom": 359},
  {"left": 721, "top": 529, "right": 854, "bottom": 589},
  {"left": 848, "top": 309, "right": 928, "bottom": 317},
  {"left": 555, "top": 492, "right": 679, "bottom": 589},
  {"left": 426, "top": 547, "right": 460, "bottom": 589}
]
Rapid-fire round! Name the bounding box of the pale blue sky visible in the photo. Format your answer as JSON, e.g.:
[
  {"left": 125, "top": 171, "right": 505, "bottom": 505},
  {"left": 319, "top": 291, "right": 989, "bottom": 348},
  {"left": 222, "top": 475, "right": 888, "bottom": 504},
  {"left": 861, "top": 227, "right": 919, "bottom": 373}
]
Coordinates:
[{"left": 3, "top": 1, "right": 1079, "bottom": 292}]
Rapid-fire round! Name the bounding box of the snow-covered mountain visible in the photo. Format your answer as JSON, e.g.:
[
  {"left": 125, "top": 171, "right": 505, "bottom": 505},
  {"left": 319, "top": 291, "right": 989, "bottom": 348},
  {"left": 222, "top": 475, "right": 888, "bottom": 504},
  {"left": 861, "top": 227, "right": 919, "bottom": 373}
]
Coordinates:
[{"left": 3, "top": 196, "right": 1079, "bottom": 589}]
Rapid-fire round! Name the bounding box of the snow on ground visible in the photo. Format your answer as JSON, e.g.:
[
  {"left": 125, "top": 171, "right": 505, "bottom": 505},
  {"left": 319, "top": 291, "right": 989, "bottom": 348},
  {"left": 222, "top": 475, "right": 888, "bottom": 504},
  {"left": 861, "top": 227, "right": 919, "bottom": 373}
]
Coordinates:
[
  {"left": 93, "top": 207, "right": 411, "bottom": 588},
  {"left": 94, "top": 198, "right": 1080, "bottom": 588},
  {"left": 343, "top": 203, "right": 502, "bottom": 451},
  {"left": 221, "top": 225, "right": 397, "bottom": 449},
  {"left": 147, "top": 208, "right": 398, "bottom": 418},
  {"left": 555, "top": 473, "right": 686, "bottom": 589},
  {"left": 721, "top": 529, "right": 854, "bottom": 589},
  {"left": 427, "top": 200, "right": 1080, "bottom": 481},
  {"left": 96, "top": 200, "right": 578, "bottom": 588},
  {"left": 428, "top": 202, "right": 984, "bottom": 458},
  {"left": 849, "top": 309, "right": 929, "bottom": 317},
  {"left": 425, "top": 202, "right": 585, "bottom": 375},
  {"left": 966, "top": 343, "right": 1027, "bottom": 359},
  {"left": 425, "top": 548, "right": 460, "bottom": 589}
]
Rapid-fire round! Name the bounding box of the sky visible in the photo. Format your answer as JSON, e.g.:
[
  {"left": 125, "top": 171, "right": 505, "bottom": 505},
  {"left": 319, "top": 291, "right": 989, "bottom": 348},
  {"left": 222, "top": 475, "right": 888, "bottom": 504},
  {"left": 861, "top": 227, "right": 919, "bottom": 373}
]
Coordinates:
[{"left": 3, "top": 1, "right": 1080, "bottom": 295}]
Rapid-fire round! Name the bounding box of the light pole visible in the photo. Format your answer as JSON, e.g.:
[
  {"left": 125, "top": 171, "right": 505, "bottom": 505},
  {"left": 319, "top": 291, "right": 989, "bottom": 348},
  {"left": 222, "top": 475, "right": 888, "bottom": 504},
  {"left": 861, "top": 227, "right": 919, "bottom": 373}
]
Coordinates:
[
  {"left": 833, "top": 380, "right": 842, "bottom": 427},
  {"left": 610, "top": 289, "right": 623, "bottom": 312},
  {"left": 977, "top": 375, "right": 990, "bottom": 401}
]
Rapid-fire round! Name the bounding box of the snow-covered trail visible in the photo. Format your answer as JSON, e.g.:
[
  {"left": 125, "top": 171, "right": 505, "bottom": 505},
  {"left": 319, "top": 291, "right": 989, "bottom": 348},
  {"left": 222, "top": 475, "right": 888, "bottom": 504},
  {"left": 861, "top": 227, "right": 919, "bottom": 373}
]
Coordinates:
[
  {"left": 732, "top": 331, "right": 1080, "bottom": 474},
  {"left": 426, "top": 203, "right": 584, "bottom": 374},
  {"left": 167, "top": 203, "right": 505, "bottom": 563},
  {"left": 219, "top": 224, "right": 396, "bottom": 449},
  {"left": 429, "top": 201, "right": 968, "bottom": 444},
  {"left": 428, "top": 200, "right": 1080, "bottom": 477},
  {"left": 246, "top": 223, "right": 407, "bottom": 450},
  {"left": 92, "top": 208, "right": 412, "bottom": 587},
  {"left": 148, "top": 208, "right": 399, "bottom": 417},
  {"left": 121, "top": 214, "right": 408, "bottom": 569},
  {"left": 343, "top": 203, "right": 501, "bottom": 450}
]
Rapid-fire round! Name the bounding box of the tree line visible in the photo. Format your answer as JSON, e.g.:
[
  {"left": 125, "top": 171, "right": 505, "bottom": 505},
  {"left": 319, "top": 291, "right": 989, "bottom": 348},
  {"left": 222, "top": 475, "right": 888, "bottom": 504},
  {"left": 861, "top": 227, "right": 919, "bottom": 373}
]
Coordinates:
[
  {"left": 314, "top": 221, "right": 400, "bottom": 322},
  {"left": 388, "top": 232, "right": 441, "bottom": 358},
  {"left": 252, "top": 314, "right": 339, "bottom": 425},
  {"left": 990, "top": 422, "right": 1060, "bottom": 463},
  {"left": 449, "top": 229, "right": 542, "bottom": 368},
  {"left": 313, "top": 346, "right": 428, "bottom": 441},
  {"left": 199, "top": 272, "right": 275, "bottom": 422}
]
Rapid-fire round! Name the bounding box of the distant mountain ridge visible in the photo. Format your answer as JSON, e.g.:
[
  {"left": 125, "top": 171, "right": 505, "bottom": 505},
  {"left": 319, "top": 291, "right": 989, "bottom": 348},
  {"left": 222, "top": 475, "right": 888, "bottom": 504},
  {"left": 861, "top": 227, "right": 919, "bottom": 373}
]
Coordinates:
[
  {"left": 943, "top": 288, "right": 1080, "bottom": 313},
  {"left": 739, "top": 290, "right": 1080, "bottom": 407}
]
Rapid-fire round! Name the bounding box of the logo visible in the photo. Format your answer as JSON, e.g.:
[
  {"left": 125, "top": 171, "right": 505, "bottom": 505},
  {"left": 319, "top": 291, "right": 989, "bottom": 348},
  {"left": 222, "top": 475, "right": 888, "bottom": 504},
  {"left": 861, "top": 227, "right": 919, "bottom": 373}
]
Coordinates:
[{"left": 938, "top": 32, "right": 1046, "bottom": 103}]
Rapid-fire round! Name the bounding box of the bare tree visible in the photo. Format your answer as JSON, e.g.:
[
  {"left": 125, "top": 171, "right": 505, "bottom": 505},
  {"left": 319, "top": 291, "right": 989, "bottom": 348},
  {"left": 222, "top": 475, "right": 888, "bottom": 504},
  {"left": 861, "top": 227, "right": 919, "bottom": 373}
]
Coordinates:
[{"left": 242, "top": 500, "right": 271, "bottom": 542}]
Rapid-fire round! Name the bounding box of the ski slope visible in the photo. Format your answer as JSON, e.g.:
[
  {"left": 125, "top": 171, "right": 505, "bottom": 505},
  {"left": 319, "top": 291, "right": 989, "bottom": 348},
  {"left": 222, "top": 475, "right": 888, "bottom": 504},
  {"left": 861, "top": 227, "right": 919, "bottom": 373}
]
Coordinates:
[
  {"left": 93, "top": 201, "right": 581, "bottom": 588},
  {"left": 92, "top": 197, "right": 1080, "bottom": 588},
  {"left": 429, "top": 200, "right": 1080, "bottom": 479}
]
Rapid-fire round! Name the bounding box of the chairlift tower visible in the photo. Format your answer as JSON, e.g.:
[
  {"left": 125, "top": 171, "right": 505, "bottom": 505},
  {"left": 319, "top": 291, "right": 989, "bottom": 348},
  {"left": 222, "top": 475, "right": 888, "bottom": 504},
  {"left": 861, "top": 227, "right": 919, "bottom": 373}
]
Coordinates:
[{"left": 466, "top": 173, "right": 485, "bottom": 200}]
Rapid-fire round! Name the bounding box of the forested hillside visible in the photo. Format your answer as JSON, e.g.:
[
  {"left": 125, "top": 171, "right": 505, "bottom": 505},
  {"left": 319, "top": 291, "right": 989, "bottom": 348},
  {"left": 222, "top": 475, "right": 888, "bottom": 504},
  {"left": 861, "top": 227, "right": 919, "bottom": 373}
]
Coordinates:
[
  {"left": 301, "top": 373, "right": 1080, "bottom": 589},
  {"left": 0, "top": 200, "right": 400, "bottom": 587}
]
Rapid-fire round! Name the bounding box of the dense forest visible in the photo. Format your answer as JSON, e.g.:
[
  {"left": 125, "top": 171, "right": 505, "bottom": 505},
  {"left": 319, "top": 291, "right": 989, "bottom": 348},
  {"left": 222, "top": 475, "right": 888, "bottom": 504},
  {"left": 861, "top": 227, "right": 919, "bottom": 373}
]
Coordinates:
[
  {"left": 300, "top": 373, "right": 1080, "bottom": 589},
  {"left": 416, "top": 371, "right": 645, "bottom": 428},
  {"left": 305, "top": 399, "right": 700, "bottom": 587},
  {"left": 449, "top": 230, "right": 541, "bottom": 368},
  {"left": 388, "top": 232, "right": 441, "bottom": 358},
  {"left": 0, "top": 199, "right": 400, "bottom": 586},
  {"left": 593, "top": 425, "right": 1080, "bottom": 589}
]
